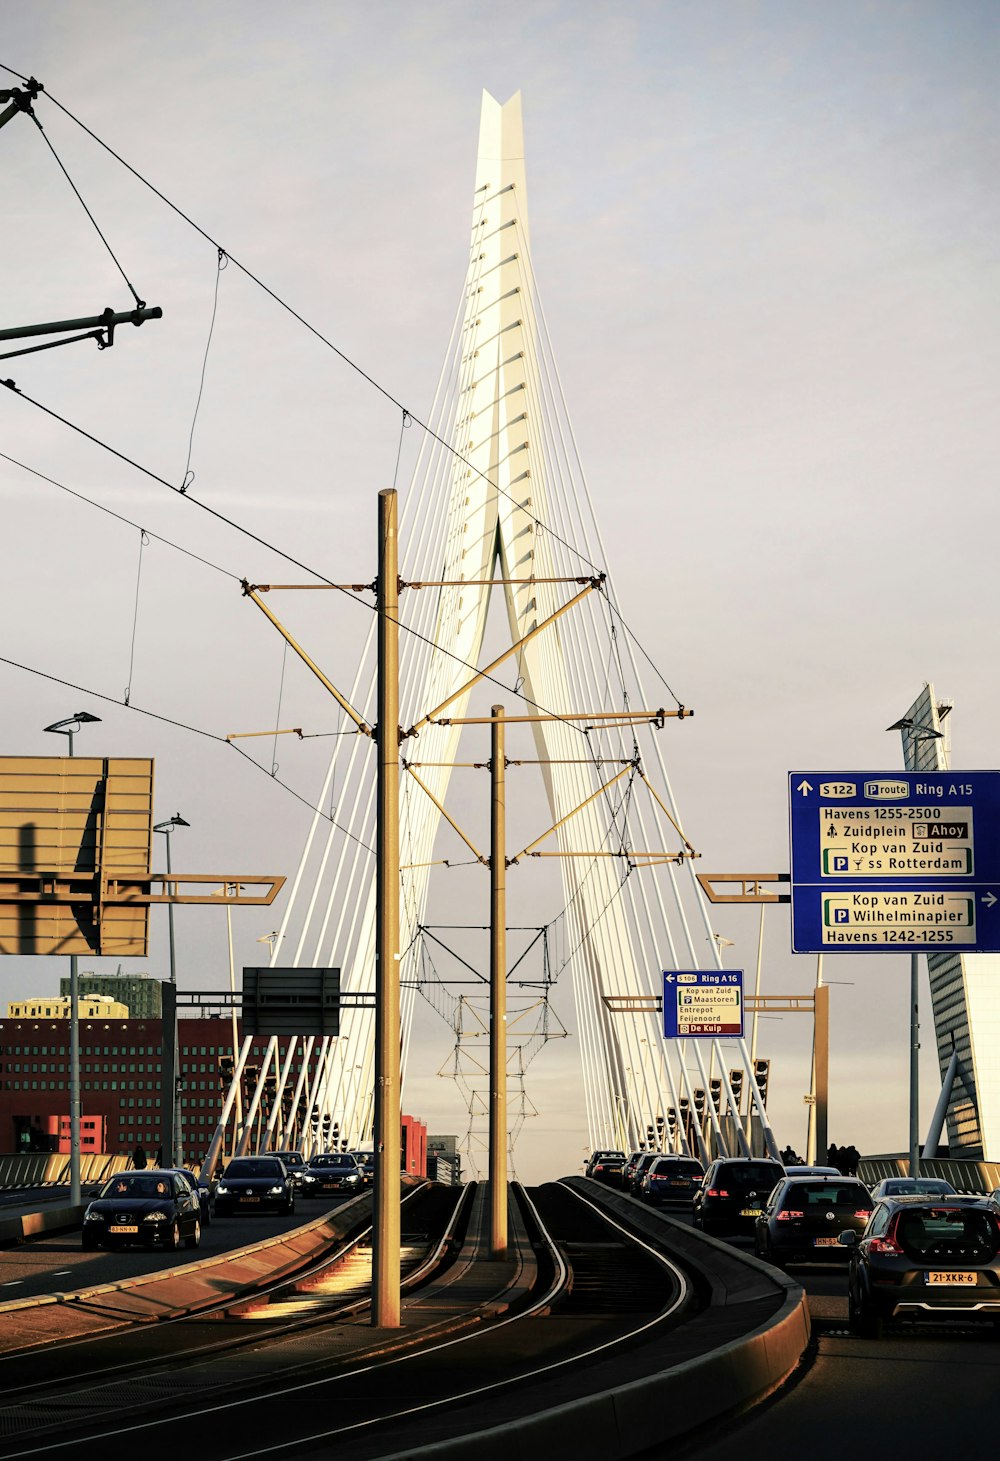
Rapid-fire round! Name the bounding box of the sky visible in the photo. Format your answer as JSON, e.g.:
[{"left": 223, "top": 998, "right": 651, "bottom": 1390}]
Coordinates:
[{"left": 1, "top": 1, "right": 998, "bottom": 1181}]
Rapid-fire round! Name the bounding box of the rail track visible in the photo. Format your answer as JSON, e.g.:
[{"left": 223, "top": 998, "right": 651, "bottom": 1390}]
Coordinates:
[{"left": 0, "top": 1180, "right": 695, "bottom": 1460}]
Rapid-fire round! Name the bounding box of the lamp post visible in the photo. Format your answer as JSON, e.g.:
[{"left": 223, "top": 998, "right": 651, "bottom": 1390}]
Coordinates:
[
  {"left": 154, "top": 814, "right": 189, "bottom": 1166},
  {"left": 42, "top": 712, "right": 101, "bottom": 1205}
]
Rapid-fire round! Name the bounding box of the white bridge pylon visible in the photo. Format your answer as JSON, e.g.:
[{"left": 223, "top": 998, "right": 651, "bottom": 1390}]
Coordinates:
[{"left": 232, "top": 92, "right": 776, "bottom": 1171}]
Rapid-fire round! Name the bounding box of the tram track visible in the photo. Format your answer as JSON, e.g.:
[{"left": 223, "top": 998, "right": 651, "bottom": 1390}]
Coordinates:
[{"left": 0, "top": 1179, "right": 695, "bottom": 1459}]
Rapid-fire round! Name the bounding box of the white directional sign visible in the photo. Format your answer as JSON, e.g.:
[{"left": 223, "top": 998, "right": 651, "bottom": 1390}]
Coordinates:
[{"left": 663, "top": 970, "right": 744, "bottom": 1039}]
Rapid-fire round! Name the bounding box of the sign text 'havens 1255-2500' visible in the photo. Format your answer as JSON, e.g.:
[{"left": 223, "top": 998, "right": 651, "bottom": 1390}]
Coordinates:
[{"left": 788, "top": 772, "right": 1000, "bottom": 954}]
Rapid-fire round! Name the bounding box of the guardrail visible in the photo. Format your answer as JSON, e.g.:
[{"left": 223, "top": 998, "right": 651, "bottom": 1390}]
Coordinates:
[
  {"left": 0, "top": 1153, "right": 131, "bottom": 1189},
  {"left": 859, "top": 1157, "right": 1000, "bottom": 1192}
]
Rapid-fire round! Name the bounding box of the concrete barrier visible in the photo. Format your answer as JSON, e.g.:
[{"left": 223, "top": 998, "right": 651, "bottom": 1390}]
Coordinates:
[
  {"left": 380, "top": 1177, "right": 811, "bottom": 1461},
  {"left": 0, "top": 1203, "right": 85, "bottom": 1247}
]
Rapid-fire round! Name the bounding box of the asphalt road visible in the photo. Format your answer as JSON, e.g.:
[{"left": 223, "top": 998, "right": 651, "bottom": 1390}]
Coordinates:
[
  {"left": 649, "top": 1212, "right": 1000, "bottom": 1457},
  {"left": 0, "top": 1193, "right": 352, "bottom": 1302}
]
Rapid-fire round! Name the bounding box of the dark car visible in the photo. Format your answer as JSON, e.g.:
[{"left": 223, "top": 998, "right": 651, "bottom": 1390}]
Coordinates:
[
  {"left": 628, "top": 1150, "right": 665, "bottom": 1197},
  {"left": 842, "top": 1195, "right": 1000, "bottom": 1337},
  {"left": 306, "top": 1152, "right": 365, "bottom": 1195},
  {"left": 168, "top": 1167, "right": 215, "bottom": 1225},
  {"left": 590, "top": 1152, "right": 627, "bottom": 1187},
  {"left": 271, "top": 1151, "right": 318, "bottom": 1192},
  {"left": 83, "top": 1169, "right": 202, "bottom": 1251},
  {"left": 640, "top": 1156, "right": 705, "bottom": 1206},
  {"left": 755, "top": 1176, "right": 873, "bottom": 1267},
  {"left": 348, "top": 1151, "right": 375, "bottom": 1188},
  {"left": 868, "top": 1177, "right": 957, "bottom": 1201},
  {"left": 215, "top": 1157, "right": 295, "bottom": 1215},
  {"left": 621, "top": 1151, "right": 645, "bottom": 1191},
  {"left": 585, "top": 1150, "right": 625, "bottom": 1179},
  {"left": 692, "top": 1158, "right": 785, "bottom": 1236}
]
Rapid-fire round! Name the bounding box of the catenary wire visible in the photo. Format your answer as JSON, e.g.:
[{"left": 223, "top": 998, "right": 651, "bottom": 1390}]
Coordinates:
[
  {"left": 0, "top": 651, "right": 374, "bottom": 853},
  {"left": 1, "top": 69, "right": 601, "bottom": 575},
  {"left": 1, "top": 384, "right": 597, "bottom": 740}
]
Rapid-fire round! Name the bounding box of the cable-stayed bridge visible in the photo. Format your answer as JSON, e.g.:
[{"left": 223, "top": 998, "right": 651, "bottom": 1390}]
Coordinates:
[{"left": 216, "top": 91, "right": 776, "bottom": 1173}]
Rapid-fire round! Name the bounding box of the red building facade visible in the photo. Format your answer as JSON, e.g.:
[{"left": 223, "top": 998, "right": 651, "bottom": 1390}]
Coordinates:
[{"left": 0, "top": 1016, "right": 319, "bottom": 1161}]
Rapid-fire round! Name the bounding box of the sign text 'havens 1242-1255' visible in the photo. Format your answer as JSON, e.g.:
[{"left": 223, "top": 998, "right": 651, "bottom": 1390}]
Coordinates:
[{"left": 788, "top": 773, "right": 1000, "bottom": 954}]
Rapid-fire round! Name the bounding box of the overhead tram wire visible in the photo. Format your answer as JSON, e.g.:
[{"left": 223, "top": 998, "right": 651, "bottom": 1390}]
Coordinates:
[
  {"left": 0, "top": 451, "right": 240, "bottom": 581},
  {"left": 0, "top": 66, "right": 602, "bottom": 578},
  {"left": 1, "top": 384, "right": 599, "bottom": 742},
  {"left": 0, "top": 651, "right": 374, "bottom": 855},
  {"left": 3, "top": 62, "right": 685, "bottom": 731}
]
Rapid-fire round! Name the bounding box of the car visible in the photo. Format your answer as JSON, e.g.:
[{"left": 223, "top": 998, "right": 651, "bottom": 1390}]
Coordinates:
[
  {"left": 621, "top": 1151, "right": 645, "bottom": 1191},
  {"left": 640, "top": 1156, "right": 704, "bottom": 1206},
  {"left": 867, "top": 1177, "right": 957, "bottom": 1201},
  {"left": 585, "top": 1150, "right": 625, "bottom": 1179},
  {"left": 348, "top": 1151, "right": 375, "bottom": 1187},
  {"left": 82, "top": 1169, "right": 202, "bottom": 1251},
  {"left": 692, "top": 1158, "right": 786, "bottom": 1236},
  {"left": 305, "top": 1152, "right": 365, "bottom": 1195},
  {"left": 589, "top": 1152, "right": 627, "bottom": 1186},
  {"left": 270, "top": 1151, "right": 318, "bottom": 1192},
  {"left": 627, "top": 1151, "right": 665, "bottom": 1196},
  {"left": 167, "top": 1166, "right": 215, "bottom": 1225},
  {"left": 754, "top": 1175, "right": 873, "bottom": 1268},
  {"left": 842, "top": 1194, "right": 1000, "bottom": 1337},
  {"left": 783, "top": 1165, "right": 842, "bottom": 1178},
  {"left": 215, "top": 1157, "right": 295, "bottom": 1215}
]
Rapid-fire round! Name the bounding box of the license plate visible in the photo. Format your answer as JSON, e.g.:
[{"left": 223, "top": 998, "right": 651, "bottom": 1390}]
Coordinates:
[
  {"left": 927, "top": 1271, "right": 976, "bottom": 1285},
  {"left": 670, "top": 1180, "right": 688, "bottom": 1187},
  {"left": 814, "top": 1237, "right": 840, "bottom": 1247},
  {"left": 239, "top": 1196, "right": 260, "bottom": 1203},
  {"left": 109, "top": 1225, "right": 138, "bottom": 1234},
  {"left": 739, "top": 1208, "right": 762, "bottom": 1217}
]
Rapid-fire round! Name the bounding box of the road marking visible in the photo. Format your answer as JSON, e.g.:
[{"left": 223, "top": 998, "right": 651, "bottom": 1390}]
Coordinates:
[
  {"left": 2, "top": 1280, "right": 23, "bottom": 1287},
  {"left": 52, "top": 1270, "right": 71, "bottom": 1276}
]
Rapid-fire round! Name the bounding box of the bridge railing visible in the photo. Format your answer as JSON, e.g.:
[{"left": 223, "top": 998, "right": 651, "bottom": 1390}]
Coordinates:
[
  {"left": 0, "top": 1153, "right": 131, "bottom": 1190},
  {"left": 858, "top": 1156, "right": 1000, "bottom": 1194}
]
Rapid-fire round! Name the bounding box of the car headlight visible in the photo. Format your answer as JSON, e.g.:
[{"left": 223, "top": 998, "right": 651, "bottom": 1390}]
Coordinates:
[
  {"left": 216, "top": 1184, "right": 230, "bottom": 1195},
  {"left": 84, "top": 1209, "right": 102, "bottom": 1221},
  {"left": 143, "top": 1211, "right": 169, "bottom": 1222},
  {"left": 268, "top": 1185, "right": 285, "bottom": 1195}
]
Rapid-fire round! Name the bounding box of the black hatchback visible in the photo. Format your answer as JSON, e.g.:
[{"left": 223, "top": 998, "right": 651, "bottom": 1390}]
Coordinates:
[
  {"left": 82, "top": 1169, "right": 203, "bottom": 1251},
  {"left": 755, "top": 1176, "right": 873, "bottom": 1267},
  {"left": 692, "top": 1158, "right": 785, "bottom": 1236},
  {"left": 843, "top": 1195, "right": 1000, "bottom": 1337}
]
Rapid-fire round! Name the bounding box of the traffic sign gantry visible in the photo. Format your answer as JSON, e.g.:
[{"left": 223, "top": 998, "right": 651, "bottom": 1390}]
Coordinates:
[
  {"left": 789, "top": 771, "right": 1000, "bottom": 953},
  {"left": 662, "top": 970, "right": 745, "bottom": 1039}
]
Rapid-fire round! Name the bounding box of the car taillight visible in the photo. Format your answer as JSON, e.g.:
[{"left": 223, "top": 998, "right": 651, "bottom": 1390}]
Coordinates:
[
  {"left": 776, "top": 1210, "right": 804, "bottom": 1221},
  {"left": 867, "top": 1234, "right": 904, "bottom": 1256},
  {"left": 854, "top": 1209, "right": 872, "bottom": 1220},
  {"left": 706, "top": 1188, "right": 729, "bottom": 1198}
]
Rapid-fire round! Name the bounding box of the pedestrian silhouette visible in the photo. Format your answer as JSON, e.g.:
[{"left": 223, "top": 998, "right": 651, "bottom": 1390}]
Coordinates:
[{"left": 132, "top": 1144, "right": 147, "bottom": 1170}]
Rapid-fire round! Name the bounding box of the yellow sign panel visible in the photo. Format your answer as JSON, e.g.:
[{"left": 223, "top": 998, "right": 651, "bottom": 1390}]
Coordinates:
[{"left": 0, "top": 756, "right": 154, "bottom": 957}]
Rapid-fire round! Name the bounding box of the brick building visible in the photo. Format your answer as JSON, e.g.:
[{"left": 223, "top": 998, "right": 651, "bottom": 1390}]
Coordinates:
[{"left": 0, "top": 1015, "right": 320, "bottom": 1161}]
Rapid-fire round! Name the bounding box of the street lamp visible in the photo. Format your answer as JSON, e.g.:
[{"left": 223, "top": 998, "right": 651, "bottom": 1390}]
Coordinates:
[
  {"left": 154, "top": 814, "right": 189, "bottom": 1167},
  {"left": 42, "top": 711, "right": 102, "bottom": 758},
  {"left": 43, "top": 711, "right": 101, "bottom": 1206}
]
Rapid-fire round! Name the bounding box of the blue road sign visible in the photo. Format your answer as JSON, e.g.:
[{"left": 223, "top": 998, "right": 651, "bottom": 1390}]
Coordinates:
[
  {"left": 789, "top": 771, "right": 1000, "bottom": 953},
  {"left": 663, "top": 970, "right": 744, "bottom": 1039}
]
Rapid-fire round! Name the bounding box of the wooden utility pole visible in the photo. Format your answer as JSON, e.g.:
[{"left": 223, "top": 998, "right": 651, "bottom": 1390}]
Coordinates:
[
  {"left": 489, "top": 705, "right": 507, "bottom": 1258},
  {"left": 374, "top": 488, "right": 401, "bottom": 1327}
]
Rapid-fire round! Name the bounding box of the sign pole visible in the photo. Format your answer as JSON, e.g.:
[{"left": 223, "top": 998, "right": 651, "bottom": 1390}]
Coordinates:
[
  {"left": 909, "top": 953, "right": 921, "bottom": 1178},
  {"left": 490, "top": 705, "right": 508, "bottom": 1258},
  {"left": 814, "top": 982, "right": 829, "bottom": 1164},
  {"left": 373, "top": 488, "right": 401, "bottom": 1328}
]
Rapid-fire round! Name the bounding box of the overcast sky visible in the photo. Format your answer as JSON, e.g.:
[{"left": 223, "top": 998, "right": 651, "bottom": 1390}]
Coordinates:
[{"left": 1, "top": 1, "right": 998, "bottom": 1179}]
